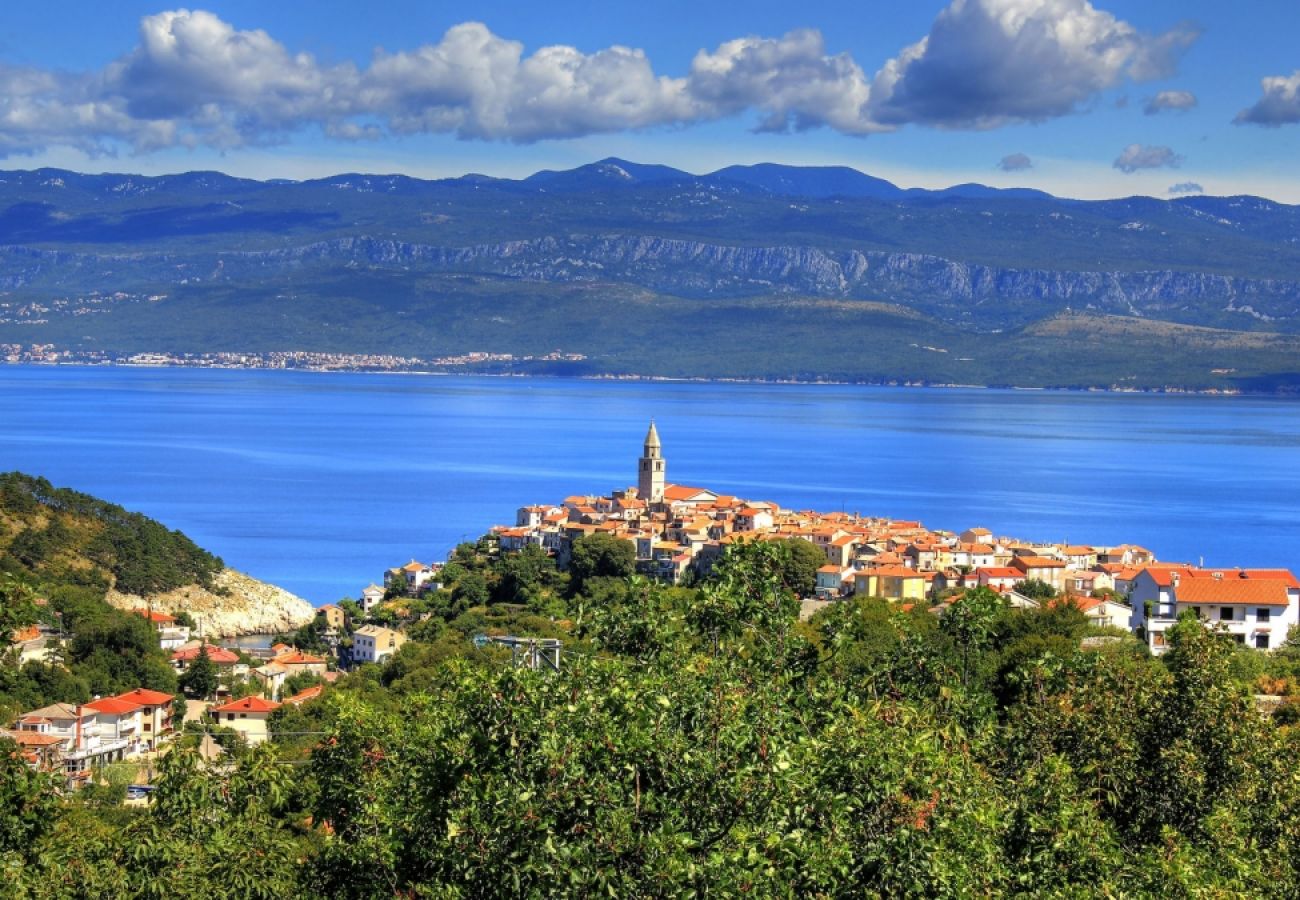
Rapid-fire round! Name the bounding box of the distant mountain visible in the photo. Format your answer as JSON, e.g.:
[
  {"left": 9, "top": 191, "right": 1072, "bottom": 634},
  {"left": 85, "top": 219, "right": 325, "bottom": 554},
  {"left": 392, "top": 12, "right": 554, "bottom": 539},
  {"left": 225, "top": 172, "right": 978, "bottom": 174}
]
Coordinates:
[
  {"left": 525, "top": 158, "right": 696, "bottom": 190},
  {"left": 1, "top": 158, "right": 1299, "bottom": 391},
  {"left": 707, "top": 163, "right": 905, "bottom": 200}
]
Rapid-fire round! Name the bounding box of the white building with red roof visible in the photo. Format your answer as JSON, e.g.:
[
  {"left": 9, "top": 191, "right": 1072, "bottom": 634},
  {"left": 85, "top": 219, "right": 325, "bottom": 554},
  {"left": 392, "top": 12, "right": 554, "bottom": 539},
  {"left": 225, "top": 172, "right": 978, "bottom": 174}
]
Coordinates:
[
  {"left": 1128, "top": 567, "right": 1300, "bottom": 654},
  {"left": 208, "top": 696, "right": 282, "bottom": 745}
]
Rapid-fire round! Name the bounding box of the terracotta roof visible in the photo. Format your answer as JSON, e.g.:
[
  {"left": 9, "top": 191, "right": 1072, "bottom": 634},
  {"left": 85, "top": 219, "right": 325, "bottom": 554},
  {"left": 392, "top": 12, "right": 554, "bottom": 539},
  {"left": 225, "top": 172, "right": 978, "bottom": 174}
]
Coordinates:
[
  {"left": 1012, "top": 556, "right": 1067, "bottom": 569},
  {"left": 1175, "top": 578, "right": 1293, "bottom": 606},
  {"left": 113, "top": 688, "right": 174, "bottom": 706},
  {"left": 133, "top": 609, "right": 176, "bottom": 624},
  {"left": 84, "top": 696, "right": 144, "bottom": 715},
  {"left": 210, "top": 696, "right": 281, "bottom": 714},
  {"left": 283, "top": 685, "right": 323, "bottom": 706},
  {"left": 273, "top": 651, "right": 325, "bottom": 665},
  {"left": 171, "top": 645, "right": 240, "bottom": 665},
  {"left": 1, "top": 729, "right": 63, "bottom": 748}
]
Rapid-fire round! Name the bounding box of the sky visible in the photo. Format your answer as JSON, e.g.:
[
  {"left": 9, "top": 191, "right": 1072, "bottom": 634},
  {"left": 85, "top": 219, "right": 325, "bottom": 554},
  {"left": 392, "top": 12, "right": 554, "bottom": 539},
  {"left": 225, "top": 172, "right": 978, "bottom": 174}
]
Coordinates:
[{"left": 1, "top": 0, "right": 1299, "bottom": 200}]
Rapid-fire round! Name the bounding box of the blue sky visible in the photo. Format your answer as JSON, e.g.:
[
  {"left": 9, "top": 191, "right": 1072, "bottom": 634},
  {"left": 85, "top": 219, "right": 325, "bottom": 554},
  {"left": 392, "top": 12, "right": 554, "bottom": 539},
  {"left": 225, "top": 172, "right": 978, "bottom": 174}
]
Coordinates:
[{"left": 2, "top": 0, "right": 1298, "bottom": 200}]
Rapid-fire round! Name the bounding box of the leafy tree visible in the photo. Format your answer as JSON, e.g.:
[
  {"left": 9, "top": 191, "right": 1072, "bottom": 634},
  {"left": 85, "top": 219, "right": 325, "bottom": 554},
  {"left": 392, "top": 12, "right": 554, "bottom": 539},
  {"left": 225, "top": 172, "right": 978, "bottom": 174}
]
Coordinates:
[
  {"left": 0, "top": 738, "right": 60, "bottom": 857},
  {"left": 179, "top": 644, "right": 219, "bottom": 700},
  {"left": 776, "top": 537, "right": 826, "bottom": 598},
  {"left": 568, "top": 532, "right": 635, "bottom": 597},
  {"left": 1014, "top": 577, "right": 1058, "bottom": 600}
]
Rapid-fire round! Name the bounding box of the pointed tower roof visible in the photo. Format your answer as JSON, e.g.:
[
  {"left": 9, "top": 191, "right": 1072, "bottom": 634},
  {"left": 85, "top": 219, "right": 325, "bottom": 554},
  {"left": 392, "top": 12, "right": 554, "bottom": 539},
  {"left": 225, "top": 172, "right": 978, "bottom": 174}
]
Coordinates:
[{"left": 644, "top": 420, "right": 661, "bottom": 449}]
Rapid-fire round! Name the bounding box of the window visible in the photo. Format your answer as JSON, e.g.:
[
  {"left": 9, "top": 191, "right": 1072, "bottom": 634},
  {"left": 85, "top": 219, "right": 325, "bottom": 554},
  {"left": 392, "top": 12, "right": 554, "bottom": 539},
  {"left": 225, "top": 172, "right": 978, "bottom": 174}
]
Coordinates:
[
  {"left": 1232, "top": 634, "right": 1245, "bottom": 645},
  {"left": 226, "top": 713, "right": 234, "bottom": 722},
  {"left": 239, "top": 713, "right": 247, "bottom": 719},
  {"left": 1258, "top": 608, "right": 1271, "bottom": 622},
  {"left": 1220, "top": 606, "right": 1234, "bottom": 621},
  {"left": 1256, "top": 634, "right": 1270, "bottom": 649},
  {"left": 1188, "top": 606, "right": 1201, "bottom": 618}
]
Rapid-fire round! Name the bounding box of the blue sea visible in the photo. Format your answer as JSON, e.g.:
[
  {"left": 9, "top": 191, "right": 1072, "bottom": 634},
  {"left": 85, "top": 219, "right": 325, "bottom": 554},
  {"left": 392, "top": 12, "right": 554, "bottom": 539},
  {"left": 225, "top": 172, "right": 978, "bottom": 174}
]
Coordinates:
[{"left": 1, "top": 365, "right": 1298, "bottom": 605}]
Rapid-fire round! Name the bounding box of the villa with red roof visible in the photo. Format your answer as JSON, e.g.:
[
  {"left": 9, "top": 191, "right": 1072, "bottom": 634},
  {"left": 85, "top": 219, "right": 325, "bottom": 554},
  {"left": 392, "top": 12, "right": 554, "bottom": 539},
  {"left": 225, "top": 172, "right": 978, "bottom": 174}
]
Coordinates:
[
  {"left": 1128, "top": 567, "right": 1300, "bottom": 654},
  {"left": 208, "top": 695, "right": 282, "bottom": 745}
]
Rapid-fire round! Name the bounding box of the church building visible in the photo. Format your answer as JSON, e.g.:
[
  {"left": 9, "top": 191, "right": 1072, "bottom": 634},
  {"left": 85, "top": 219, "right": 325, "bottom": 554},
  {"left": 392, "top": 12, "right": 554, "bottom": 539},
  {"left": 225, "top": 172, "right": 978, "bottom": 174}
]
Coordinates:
[{"left": 637, "top": 421, "right": 666, "bottom": 504}]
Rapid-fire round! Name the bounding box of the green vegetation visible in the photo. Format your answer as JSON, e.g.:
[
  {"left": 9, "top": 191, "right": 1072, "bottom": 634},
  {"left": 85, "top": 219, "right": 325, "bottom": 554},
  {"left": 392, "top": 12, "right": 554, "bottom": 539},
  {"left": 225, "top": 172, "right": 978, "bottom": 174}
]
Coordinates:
[
  {"left": 6, "top": 536, "right": 1300, "bottom": 896},
  {"left": 0, "top": 472, "right": 222, "bottom": 595},
  {"left": 0, "top": 473, "right": 214, "bottom": 719}
]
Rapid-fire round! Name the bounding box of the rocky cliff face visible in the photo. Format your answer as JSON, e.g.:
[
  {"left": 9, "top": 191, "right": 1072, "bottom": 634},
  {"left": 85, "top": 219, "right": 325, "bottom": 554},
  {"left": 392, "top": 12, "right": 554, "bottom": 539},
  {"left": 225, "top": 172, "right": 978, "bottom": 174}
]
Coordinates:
[
  {"left": 106, "top": 567, "right": 314, "bottom": 638},
  {"left": 4, "top": 232, "right": 1299, "bottom": 329}
]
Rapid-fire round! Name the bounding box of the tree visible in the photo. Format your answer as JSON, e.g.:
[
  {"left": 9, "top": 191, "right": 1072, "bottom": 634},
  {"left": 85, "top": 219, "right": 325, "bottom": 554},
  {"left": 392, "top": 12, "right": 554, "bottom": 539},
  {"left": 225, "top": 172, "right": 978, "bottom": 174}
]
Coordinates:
[
  {"left": 0, "top": 574, "right": 39, "bottom": 644},
  {"left": 0, "top": 738, "right": 60, "bottom": 857},
  {"left": 776, "top": 538, "right": 827, "bottom": 598},
  {"left": 179, "top": 644, "right": 219, "bottom": 700},
  {"left": 568, "top": 532, "right": 635, "bottom": 597},
  {"left": 1014, "top": 578, "right": 1058, "bottom": 600}
]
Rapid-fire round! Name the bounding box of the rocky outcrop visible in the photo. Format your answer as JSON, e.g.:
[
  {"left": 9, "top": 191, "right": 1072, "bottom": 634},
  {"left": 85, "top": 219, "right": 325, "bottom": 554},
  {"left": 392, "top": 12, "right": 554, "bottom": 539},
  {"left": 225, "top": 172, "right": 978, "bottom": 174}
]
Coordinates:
[{"left": 106, "top": 567, "right": 314, "bottom": 638}]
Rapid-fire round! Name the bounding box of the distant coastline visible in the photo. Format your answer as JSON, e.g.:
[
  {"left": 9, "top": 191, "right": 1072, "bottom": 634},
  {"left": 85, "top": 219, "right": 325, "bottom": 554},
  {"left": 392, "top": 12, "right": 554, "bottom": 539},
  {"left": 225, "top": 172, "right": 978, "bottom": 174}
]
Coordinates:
[{"left": 0, "top": 352, "right": 1269, "bottom": 398}]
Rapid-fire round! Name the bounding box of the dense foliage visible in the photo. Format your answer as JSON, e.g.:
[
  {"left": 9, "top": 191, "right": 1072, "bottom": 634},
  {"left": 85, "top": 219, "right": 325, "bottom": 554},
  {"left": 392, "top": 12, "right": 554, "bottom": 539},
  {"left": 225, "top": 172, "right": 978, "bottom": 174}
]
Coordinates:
[
  {"left": 0, "top": 472, "right": 223, "bottom": 595},
  {"left": 7, "top": 538, "right": 1300, "bottom": 896}
]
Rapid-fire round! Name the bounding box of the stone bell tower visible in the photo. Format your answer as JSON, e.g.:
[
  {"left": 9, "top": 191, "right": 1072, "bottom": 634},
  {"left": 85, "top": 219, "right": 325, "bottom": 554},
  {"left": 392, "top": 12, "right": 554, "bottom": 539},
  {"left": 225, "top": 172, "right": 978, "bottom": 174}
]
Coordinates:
[{"left": 637, "top": 420, "right": 665, "bottom": 504}]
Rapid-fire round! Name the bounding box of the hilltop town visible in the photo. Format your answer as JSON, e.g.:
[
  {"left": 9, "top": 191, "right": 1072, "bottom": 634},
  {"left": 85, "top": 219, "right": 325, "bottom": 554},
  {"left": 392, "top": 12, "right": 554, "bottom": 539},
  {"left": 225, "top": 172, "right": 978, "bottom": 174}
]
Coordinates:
[{"left": 475, "top": 423, "right": 1300, "bottom": 656}]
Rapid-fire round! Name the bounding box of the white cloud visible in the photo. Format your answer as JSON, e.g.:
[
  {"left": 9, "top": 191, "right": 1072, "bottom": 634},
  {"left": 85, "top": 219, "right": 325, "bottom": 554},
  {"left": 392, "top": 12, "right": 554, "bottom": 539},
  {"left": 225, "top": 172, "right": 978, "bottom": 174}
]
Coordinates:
[
  {"left": 1144, "top": 90, "right": 1197, "bottom": 115},
  {"left": 0, "top": 5, "right": 1201, "bottom": 156},
  {"left": 1235, "top": 70, "right": 1300, "bottom": 126},
  {"left": 997, "top": 152, "right": 1033, "bottom": 171},
  {"left": 686, "top": 29, "right": 881, "bottom": 134},
  {"left": 865, "top": 0, "right": 1200, "bottom": 129},
  {"left": 1113, "top": 144, "right": 1182, "bottom": 173}
]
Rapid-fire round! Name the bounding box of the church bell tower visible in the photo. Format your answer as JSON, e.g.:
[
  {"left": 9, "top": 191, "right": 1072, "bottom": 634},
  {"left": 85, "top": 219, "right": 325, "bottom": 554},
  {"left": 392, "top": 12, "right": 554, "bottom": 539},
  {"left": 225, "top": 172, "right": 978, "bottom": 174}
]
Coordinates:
[{"left": 638, "top": 420, "right": 666, "bottom": 504}]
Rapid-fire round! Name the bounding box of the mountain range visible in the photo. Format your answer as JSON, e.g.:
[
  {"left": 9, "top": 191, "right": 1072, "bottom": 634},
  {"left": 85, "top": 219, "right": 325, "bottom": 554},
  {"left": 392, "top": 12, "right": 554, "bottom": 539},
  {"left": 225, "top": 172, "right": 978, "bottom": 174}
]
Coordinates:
[{"left": 1, "top": 158, "right": 1298, "bottom": 391}]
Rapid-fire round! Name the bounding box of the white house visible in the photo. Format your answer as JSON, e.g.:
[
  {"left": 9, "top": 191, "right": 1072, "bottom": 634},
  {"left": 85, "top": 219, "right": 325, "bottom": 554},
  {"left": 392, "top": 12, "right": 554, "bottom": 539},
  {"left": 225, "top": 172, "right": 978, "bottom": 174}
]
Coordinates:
[
  {"left": 208, "top": 696, "right": 282, "bottom": 745},
  {"left": 351, "top": 625, "right": 407, "bottom": 665},
  {"left": 1128, "top": 567, "right": 1300, "bottom": 654},
  {"left": 360, "top": 584, "right": 385, "bottom": 613}
]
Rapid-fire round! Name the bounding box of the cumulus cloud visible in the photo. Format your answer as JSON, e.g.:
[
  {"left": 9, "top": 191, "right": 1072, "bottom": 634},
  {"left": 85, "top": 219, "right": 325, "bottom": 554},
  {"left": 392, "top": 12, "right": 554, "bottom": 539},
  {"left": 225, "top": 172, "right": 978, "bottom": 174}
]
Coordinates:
[
  {"left": 1144, "top": 89, "right": 1197, "bottom": 115},
  {"left": 997, "top": 152, "right": 1033, "bottom": 171},
  {"left": 865, "top": 0, "right": 1200, "bottom": 129},
  {"left": 687, "top": 29, "right": 880, "bottom": 134},
  {"left": 1168, "top": 181, "right": 1203, "bottom": 194},
  {"left": 1235, "top": 70, "right": 1300, "bottom": 126},
  {"left": 1113, "top": 144, "right": 1183, "bottom": 173},
  {"left": 0, "top": 4, "right": 1201, "bottom": 156}
]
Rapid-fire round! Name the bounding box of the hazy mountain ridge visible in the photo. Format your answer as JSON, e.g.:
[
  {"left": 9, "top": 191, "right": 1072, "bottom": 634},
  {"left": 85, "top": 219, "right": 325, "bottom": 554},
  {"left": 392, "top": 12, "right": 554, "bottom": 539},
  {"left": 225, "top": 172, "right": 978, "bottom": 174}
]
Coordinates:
[
  {"left": 3, "top": 158, "right": 1300, "bottom": 389},
  {"left": 3, "top": 232, "right": 1296, "bottom": 332}
]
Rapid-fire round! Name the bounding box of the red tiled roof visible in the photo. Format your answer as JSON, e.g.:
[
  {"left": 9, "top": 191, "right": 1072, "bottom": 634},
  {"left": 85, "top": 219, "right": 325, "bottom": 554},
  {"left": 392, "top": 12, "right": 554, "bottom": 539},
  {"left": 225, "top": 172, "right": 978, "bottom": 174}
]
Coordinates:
[
  {"left": 283, "top": 685, "right": 323, "bottom": 706},
  {"left": 1012, "top": 556, "right": 1067, "bottom": 569},
  {"left": 1174, "top": 578, "right": 1293, "bottom": 606},
  {"left": 210, "top": 696, "right": 281, "bottom": 714},
  {"left": 171, "top": 645, "right": 240, "bottom": 665},
  {"left": 113, "top": 688, "right": 174, "bottom": 706},
  {"left": 273, "top": 651, "right": 325, "bottom": 666},
  {"left": 84, "top": 696, "right": 144, "bottom": 715},
  {"left": 133, "top": 609, "right": 176, "bottom": 624}
]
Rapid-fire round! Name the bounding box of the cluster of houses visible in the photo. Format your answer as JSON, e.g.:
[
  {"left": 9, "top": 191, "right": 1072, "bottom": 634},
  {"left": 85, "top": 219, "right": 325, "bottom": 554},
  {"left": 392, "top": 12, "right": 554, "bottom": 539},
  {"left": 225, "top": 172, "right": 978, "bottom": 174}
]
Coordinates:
[
  {"left": 490, "top": 423, "right": 1300, "bottom": 655},
  {"left": 1, "top": 610, "right": 338, "bottom": 785},
  {"left": 2, "top": 687, "right": 177, "bottom": 787}
]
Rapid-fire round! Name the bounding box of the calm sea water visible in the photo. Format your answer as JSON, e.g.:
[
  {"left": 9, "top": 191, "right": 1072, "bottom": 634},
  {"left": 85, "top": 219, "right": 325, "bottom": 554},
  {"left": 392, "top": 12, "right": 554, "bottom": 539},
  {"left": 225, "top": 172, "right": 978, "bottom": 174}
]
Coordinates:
[{"left": 1, "top": 365, "right": 1298, "bottom": 605}]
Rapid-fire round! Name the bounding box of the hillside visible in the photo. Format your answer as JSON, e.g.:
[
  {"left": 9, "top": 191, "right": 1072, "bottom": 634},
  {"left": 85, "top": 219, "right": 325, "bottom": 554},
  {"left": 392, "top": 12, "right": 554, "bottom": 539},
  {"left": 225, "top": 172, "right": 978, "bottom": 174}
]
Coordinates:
[
  {"left": 0, "top": 472, "right": 312, "bottom": 636},
  {"left": 2, "top": 159, "right": 1300, "bottom": 390}
]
